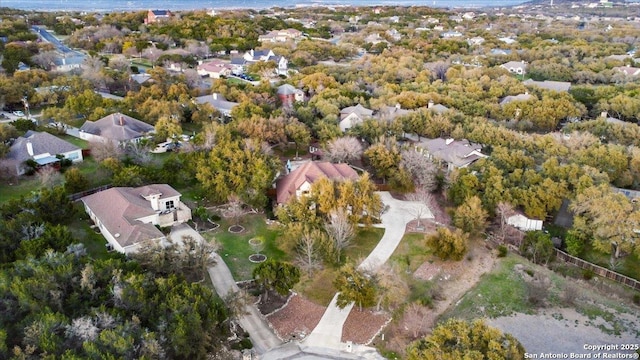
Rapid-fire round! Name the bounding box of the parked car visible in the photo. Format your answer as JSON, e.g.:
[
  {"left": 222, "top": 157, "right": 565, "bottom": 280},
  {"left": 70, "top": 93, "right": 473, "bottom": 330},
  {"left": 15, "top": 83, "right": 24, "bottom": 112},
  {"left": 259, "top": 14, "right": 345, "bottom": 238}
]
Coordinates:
[{"left": 12, "top": 111, "right": 25, "bottom": 117}]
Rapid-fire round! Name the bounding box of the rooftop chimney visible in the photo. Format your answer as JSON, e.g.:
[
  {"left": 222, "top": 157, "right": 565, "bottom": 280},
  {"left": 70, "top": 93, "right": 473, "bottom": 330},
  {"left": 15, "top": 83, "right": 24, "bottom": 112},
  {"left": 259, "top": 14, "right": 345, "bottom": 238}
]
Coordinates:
[
  {"left": 428, "top": 100, "right": 434, "bottom": 109},
  {"left": 26, "top": 141, "right": 34, "bottom": 156},
  {"left": 119, "top": 116, "right": 125, "bottom": 126},
  {"left": 395, "top": 103, "right": 401, "bottom": 109},
  {"left": 601, "top": 111, "right": 608, "bottom": 118},
  {"left": 212, "top": 93, "right": 218, "bottom": 100}
]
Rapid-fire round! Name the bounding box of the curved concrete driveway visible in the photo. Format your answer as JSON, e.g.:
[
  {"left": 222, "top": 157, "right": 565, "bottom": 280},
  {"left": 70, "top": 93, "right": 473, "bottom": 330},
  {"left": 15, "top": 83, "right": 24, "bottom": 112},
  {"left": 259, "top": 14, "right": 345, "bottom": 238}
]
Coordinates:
[
  {"left": 295, "top": 191, "right": 432, "bottom": 355},
  {"left": 170, "top": 224, "right": 281, "bottom": 354}
]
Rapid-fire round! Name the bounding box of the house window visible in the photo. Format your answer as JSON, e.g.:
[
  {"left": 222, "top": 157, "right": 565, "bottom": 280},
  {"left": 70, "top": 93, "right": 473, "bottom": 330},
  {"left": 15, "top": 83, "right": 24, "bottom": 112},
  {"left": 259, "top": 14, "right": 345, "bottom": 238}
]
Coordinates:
[{"left": 165, "top": 200, "right": 175, "bottom": 210}]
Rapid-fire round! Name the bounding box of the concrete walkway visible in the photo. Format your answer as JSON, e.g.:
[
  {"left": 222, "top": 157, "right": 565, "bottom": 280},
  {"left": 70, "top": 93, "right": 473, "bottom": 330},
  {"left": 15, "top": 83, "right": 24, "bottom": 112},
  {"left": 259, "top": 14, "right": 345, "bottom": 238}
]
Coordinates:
[
  {"left": 170, "top": 224, "right": 282, "bottom": 354},
  {"left": 296, "top": 191, "right": 432, "bottom": 354}
]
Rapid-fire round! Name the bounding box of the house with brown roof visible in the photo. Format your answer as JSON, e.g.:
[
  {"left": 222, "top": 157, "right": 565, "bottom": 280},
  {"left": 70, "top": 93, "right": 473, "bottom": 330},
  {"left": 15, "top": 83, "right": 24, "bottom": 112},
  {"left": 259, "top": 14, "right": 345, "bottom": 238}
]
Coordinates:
[
  {"left": 414, "top": 138, "right": 486, "bottom": 172},
  {"left": 197, "top": 59, "right": 232, "bottom": 78},
  {"left": 339, "top": 104, "right": 374, "bottom": 132},
  {"left": 79, "top": 113, "right": 154, "bottom": 145},
  {"left": 81, "top": 184, "right": 191, "bottom": 254},
  {"left": 276, "top": 161, "right": 359, "bottom": 204},
  {"left": 3, "top": 130, "right": 83, "bottom": 176}
]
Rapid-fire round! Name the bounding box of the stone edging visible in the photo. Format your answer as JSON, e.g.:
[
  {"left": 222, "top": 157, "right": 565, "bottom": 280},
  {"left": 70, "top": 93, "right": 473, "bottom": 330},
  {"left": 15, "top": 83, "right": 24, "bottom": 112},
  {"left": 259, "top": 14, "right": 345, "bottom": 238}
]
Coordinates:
[{"left": 363, "top": 314, "right": 393, "bottom": 346}]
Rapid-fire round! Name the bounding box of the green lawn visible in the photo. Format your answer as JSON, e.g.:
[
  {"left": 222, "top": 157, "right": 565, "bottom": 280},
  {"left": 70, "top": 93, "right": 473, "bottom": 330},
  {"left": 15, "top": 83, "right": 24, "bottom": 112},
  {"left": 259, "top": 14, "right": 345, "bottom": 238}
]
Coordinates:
[
  {"left": 0, "top": 177, "right": 41, "bottom": 203},
  {"left": 56, "top": 134, "right": 89, "bottom": 149},
  {"left": 66, "top": 210, "right": 112, "bottom": 261},
  {"left": 343, "top": 227, "right": 385, "bottom": 263},
  {"left": 204, "top": 215, "right": 288, "bottom": 281},
  {"left": 582, "top": 245, "right": 640, "bottom": 281},
  {"left": 389, "top": 233, "right": 431, "bottom": 273}
]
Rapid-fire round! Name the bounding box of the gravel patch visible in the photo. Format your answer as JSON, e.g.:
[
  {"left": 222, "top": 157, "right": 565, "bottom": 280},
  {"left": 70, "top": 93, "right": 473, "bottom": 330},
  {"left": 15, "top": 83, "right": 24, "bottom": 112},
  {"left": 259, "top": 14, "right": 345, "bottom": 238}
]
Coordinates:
[
  {"left": 266, "top": 294, "right": 325, "bottom": 341},
  {"left": 487, "top": 308, "right": 640, "bottom": 355},
  {"left": 341, "top": 308, "right": 391, "bottom": 344}
]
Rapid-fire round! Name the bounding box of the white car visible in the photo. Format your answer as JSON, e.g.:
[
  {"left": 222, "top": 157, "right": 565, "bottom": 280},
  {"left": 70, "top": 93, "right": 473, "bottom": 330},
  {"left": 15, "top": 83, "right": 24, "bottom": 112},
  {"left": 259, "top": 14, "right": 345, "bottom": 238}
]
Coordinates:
[{"left": 12, "top": 111, "right": 25, "bottom": 117}]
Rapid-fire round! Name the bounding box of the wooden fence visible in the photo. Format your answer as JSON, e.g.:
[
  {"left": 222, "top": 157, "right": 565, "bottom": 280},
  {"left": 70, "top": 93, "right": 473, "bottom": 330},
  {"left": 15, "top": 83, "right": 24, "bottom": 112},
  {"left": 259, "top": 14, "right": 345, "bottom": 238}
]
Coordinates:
[
  {"left": 554, "top": 248, "right": 640, "bottom": 291},
  {"left": 68, "top": 184, "right": 112, "bottom": 202}
]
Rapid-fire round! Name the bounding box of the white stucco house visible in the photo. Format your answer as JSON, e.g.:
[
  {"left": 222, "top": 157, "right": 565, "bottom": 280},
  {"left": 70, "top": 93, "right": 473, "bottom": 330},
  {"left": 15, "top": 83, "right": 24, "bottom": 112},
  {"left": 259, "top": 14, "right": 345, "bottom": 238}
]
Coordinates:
[{"left": 81, "top": 184, "right": 192, "bottom": 254}]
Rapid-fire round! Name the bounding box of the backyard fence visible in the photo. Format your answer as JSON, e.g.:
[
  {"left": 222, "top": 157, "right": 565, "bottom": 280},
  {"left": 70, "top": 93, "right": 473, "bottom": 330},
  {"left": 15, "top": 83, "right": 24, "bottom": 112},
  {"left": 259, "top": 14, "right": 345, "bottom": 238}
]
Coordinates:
[
  {"left": 554, "top": 248, "right": 640, "bottom": 291},
  {"left": 68, "top": 184, "right": 112, "bottom": 202}
]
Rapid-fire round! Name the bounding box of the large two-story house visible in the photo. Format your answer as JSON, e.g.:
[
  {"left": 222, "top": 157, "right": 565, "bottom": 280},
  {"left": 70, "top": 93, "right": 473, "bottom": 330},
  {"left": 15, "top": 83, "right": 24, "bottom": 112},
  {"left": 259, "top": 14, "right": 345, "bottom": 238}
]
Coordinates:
[{"left": 81, "top": 184, "right": 191, "bottom": 254}]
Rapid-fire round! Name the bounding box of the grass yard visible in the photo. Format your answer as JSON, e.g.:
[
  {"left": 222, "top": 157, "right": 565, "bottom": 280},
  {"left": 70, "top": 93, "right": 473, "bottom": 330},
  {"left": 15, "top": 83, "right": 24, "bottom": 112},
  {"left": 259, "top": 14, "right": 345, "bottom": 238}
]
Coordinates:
[
  {"left": 442, "top": 254, "right": 533, "bottom": 319},
  {"left": 0, "top": 178, "right": 41, "bottom": 203},
  {"left": 56, "top": 134, "right": 89, "bottom": 149},
  {"left": 204, "top": 215, "right": 287, "bottom": 281},
  {"left": 389, "top": 233, "right": 431, "bottom": 273},
  {"left": 343, "top": 227, "right": 385, "bottom": 263},
  {"left": 66, "top": 210, "right": 112, "bottom": 261},
  {"left": 296, "top": 268, "right": 339, "bottom": 306},
  {"left": 582, "top": 245, "right": 640, "bottom": 281}
]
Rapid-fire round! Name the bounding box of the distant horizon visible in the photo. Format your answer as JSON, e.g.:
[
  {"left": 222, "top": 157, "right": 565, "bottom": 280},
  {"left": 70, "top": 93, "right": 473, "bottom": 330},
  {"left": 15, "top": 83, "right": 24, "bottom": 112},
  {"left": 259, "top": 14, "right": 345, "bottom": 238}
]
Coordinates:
[{"left": 0, "top": 0, "right": 529, "bottom": 13}]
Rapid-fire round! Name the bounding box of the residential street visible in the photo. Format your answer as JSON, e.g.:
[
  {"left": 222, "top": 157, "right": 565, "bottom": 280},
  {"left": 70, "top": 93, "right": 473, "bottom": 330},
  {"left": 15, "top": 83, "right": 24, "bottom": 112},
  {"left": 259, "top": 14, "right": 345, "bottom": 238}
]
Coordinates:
[{"left": 170, "top": 224, "right": 282, "bottom": 354}]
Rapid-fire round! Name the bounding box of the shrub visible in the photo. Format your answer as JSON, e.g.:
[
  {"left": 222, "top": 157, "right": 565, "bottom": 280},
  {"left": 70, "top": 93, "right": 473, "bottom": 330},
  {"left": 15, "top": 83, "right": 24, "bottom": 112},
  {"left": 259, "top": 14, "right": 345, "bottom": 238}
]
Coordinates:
[
  {"left": 526, "top": 280, "right": 549, "bottom": 307},
  {"left": 582, "top": 268, "right": 595, "bottom": 280},
  {"left": 633, "top": 294, "right": 640, "bottom": 305},
  {"left": 497, "top": 245, "right": 508, "bottom": 258}
]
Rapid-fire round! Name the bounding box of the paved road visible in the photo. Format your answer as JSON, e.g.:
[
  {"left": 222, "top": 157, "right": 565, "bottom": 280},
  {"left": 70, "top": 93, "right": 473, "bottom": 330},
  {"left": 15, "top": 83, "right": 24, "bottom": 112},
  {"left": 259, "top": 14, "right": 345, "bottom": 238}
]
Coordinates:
[{"left": 170, "top": 224, "right": 282, "bottom": 354}]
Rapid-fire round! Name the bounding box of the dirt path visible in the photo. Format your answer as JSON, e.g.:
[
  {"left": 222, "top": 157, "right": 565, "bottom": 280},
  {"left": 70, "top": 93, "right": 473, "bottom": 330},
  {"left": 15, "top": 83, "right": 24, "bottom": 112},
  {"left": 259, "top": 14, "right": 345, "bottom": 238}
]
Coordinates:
[{"left": 416, "top": 241, "right": 496, "bottom": 330}]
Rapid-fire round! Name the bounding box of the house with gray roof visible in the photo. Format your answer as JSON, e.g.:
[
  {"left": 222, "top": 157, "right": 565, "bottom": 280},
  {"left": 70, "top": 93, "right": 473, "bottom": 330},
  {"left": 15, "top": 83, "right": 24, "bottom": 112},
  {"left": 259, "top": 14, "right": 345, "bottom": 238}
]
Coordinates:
[
  {"left": 3, "top": 130, "right": 83, "bottom": 176},
  {"left": 523, "top": 79, "right": 571, "bottom": 92},
  {"left": 414, "top": 138, "right": 486, "bottom": 172},
  {"left": 79, "top": 113, "right": 154, "bottom": 145},
  {"left": 194, "top": 93, "right": 239, "bottom": 118},
  {"left": 427, "top": 100, "right": 450, "bottom": 114},
  {"left": 379, "top": 104, "right": 413, "bottom": 121},
  {"left": 339, "top": 104, "right": 374, "bottom": 132},
  {"left": 81, "top": 184, "right": 191, "bottom": 254},
  {"left": 500, "top": 93, "right": 534, "bottom": 106},
  {"left": 501, "top": 60, "right": 527, "bottom": 75}
]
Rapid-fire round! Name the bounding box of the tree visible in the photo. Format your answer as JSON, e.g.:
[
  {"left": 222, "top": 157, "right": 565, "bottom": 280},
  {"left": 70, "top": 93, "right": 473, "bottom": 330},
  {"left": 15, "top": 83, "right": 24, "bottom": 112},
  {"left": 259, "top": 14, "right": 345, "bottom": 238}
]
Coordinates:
[
  {"left": 295, "top": 226, "right": 332, "bottom": 275},
  {"left": 570, "top": 184, "right": 640, "bottom": 257},
  {"left": 364, "top": 140, "right": 401, "bottom": 183},
  {"left": 90, "top": 141, "right": 124, "bottom": 163},
  {"left": 426, "top": 227, "right": 468, "bottom": 261},
  {"left": 131, "top": 235, "right": 218, "bottom": 283},
  {"left": 406, "top": 319, "right": 525, "bottom": 360},
  {"left": 324, "top": 136, "right": 363, "bottom": 164},
  {"left": 400, "top": 149, "right": 438, "bottom": 191},
  {"left": 36, "top": 166, "right": 62, "bottom": 187},
  {"left": 374, "top": 264, "right": 409, "bottom": 311},
  {"left": 453, "top": 195, "right": 488, "bottom": 235},
  {"left": 324, "top": 208, "right": 355, "bottom": 263},
  {"left": 195, "top": 135, "right": 279, "bottom": 209},
  {"left": 519, "top": 231, "right": 555, "bottom": 265},
  {"left": 64, "top": 167, "right": 89, "bottom": 194},
  {"left": 406, "top": 189, "right": 433, "bottom": 229},
  {"left": 333, "top": 263, "right": 377, "bottom": 311},
  {"left": 285, "top": 120, "right": 311, "bottom": 160},
  {"left": 252, "top": 259, "right": 301, "bottom": 301},
  {"left": 154, "top": 116, "right": 183, "bottom": 142}
]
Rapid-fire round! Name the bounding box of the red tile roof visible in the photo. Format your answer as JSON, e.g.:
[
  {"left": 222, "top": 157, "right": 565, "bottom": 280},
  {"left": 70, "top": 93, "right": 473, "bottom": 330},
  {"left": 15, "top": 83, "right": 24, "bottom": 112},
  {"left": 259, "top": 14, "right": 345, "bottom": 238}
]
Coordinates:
[{"left": 276, "top": 161, "right": 359, "bottom": 204}]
